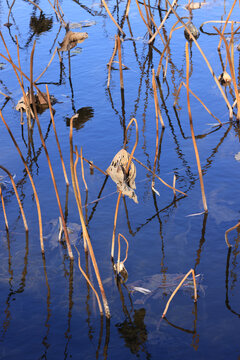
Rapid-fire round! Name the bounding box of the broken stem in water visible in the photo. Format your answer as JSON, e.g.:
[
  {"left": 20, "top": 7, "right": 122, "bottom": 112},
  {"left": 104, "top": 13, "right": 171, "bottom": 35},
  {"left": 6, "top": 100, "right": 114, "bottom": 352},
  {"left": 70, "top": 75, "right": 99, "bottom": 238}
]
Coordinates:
[{"left": 225, "top": 221, "right": 240, "bottom": 247}]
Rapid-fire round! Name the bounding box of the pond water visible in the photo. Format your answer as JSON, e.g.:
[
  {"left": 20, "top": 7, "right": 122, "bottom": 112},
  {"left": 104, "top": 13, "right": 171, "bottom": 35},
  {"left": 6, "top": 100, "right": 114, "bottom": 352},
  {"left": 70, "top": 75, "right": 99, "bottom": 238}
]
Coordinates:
[{"left": 0, "top": 0, "right": 240, "bottom": 358}]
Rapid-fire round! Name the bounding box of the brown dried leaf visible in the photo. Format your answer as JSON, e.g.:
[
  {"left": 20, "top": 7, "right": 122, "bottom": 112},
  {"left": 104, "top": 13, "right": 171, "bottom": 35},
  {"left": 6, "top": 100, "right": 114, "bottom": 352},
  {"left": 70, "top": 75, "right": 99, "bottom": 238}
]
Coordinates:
[
  {"left": 106, "top": 149, "right": 138, "bottom": 203},
  {"left": 16, "top": 90, "right": 56, "bottom": 113},
  {"left": 58, "top": 31, "right": 88, "bottom": 51},
  {"left": 218, "top": 71, "right": 231, "bottom": 86},
  {"left": 185, "top": 2, "right": 205, "bottom": 10}
]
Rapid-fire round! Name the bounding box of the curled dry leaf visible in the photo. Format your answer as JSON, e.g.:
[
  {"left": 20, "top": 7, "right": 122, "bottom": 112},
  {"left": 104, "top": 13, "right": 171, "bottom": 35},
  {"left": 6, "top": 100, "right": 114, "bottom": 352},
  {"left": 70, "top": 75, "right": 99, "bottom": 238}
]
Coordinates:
[
  {"left": 218, "top": 71, "right": 232, "bottom": 86},
  {"left": 16, "top": 90, "right": 56, "bottom": 113},
  {"left": 184, "top": 22, "right": 200, "bottom": 40},
  {"left": 58, "top": 31, "right": 88, "bottom": 51},
  {"left": 106, "top": 149, "right": 138, "bottom": 203}
]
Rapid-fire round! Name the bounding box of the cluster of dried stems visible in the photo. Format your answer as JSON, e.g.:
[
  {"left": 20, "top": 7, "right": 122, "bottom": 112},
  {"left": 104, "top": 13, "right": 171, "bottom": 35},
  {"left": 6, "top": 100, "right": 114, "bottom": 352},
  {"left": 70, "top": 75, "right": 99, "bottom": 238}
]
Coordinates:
[{"left": 1, "top": 0, "right": 240, "bottom": 320}]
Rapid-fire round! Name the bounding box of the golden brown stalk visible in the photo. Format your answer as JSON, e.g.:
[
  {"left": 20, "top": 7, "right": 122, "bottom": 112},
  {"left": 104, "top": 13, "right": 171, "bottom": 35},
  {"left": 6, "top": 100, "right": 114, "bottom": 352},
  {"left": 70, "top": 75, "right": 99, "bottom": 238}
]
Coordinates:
[
  {"left": 126, "top": 0, "right": 131, "bottom": 17},
  {"left": 0, "top": 185, "right": 8, "bottom": 230},
  {"left": 35, "top": 47, "right": 58, "bottom": 83},
  {"left": 47, "top": 0, "right": 67, "bottom": 27},
  {"left": 173, "top": 174, "right": 176, "bottom": 197},
  {"left": 150, "top": 16, "right": 166, "bottom": 46},
  {"left": 225, "top": 221, "right": 240, "bottom": 247},
  {"left": 173, "top": 81, "right": 222, "bottom": 125},
  {"left": 27, "top": 0, "right": 43, "bottom": 12},
  {"left": 135, "top": 0, "right": 153, "bottom": 36},
  {"left": 165, "top": 0, "right": 233, "bottom": 119},
  {"left": 81, "top": 156, "right": 107, "bottom": 176},
  {"left": 217, "top": 0, "right": 237, "bottom": 50},
  {"left": 117, "top": 233, "right": 129, "bottom": 273},
  {"left": 80, "top": 148, "right": 88, "bottom": 192},
  {"left": 0, "top": 91, "right": 9, "bottom": 98},
  {"left": 133, "top": 156, "right": 187, "bottom": 196},
  {"left": 162, "top": 269, "right": 197, "bottom": 318},
  {"left": 101, "top": 0, "right": 125, "bottom": 36},
  {"left": 107, "top": 37, "right": 118, "bottom": 88},
  {"left": 0, "top": 110, "right": 44, "bottom": 252},
  {"left": 74, "top": 245, "right": 103, "bottom": 316},
  {"left": 214, "top": 27, "right": 240, "bottom": 121},
  {"left": 46, "top": 85, "right": 69, "bottom": 186},
  {"left": 30, "top": 41, "right": 73, "bottom": 259},
  {"left": 0, "top": 165, "right": 28, "bottom": 232},
  {"left": 70, "top": 118, "right": 110, "bottom": 317},
  {"left": 111, "top": 192, "right": 122, "bottom": 259},
  {"left": 143, "top": 0, "right": 151, "bottom": 29},
  {"left": 152, "top": 69, "right": 160, "bottom": 189},
  {"left": 117, "top": 35, "right": 124, "bottom": 90},
  {"left": 152, "top": 69, "right": 165, "bottom": 127},
  {"left": 186, "top": 42, "right": 208, "bottom": 212},
  {"left": 148, "top": 0, "right": 177, "bottom": 44}
]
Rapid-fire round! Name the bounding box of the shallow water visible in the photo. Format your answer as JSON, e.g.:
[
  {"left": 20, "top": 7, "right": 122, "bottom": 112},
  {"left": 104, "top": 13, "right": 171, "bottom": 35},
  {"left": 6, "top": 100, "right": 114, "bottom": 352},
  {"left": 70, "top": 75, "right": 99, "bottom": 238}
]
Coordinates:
[{"left": 0, "top": 0, "right": 240, "bottom": 359}]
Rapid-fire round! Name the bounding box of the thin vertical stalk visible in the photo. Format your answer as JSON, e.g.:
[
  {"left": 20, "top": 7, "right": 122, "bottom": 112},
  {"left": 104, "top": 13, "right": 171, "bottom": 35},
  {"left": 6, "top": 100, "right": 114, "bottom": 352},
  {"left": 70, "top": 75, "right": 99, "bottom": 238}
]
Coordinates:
[
  {"left": 165, "top": 0, "right": 233, "bottom": 119},
  {"left": 126, "top": 0, "right": 131, "bottom": 17},
  {"left": 173, "top": 174, "right": 176, "bottom": 197},
  {"left": 186, "top": 42, "right": 208, "bottom": 212},
  {"left": 111, "top": 192, "right": 122, "bottom": 259},
  {"left": 0, "top": 185, "right": 8, "bottom": 230},
  {"left": 162, "top": 269, "right": 197, "bottom": 318},
  {"left": 80, "top": 147, "right": 88, "bottom": 192},
  {"left": 135, "top": 0, "right": 153, "bottom": 35},
  {"left": 46, "top": 85, "right": 69, "bottom": 185},
  {"left": 217, "top": 0, "right": 237, "bottom": 50},
  {"left": 0, "top": 166, "right": 28, "bottom": 232},
  {"left": 101, "top": 0, "right": 125, "bottom": 35},
  {"left": 214, "top": 26, "right": 240, "bottom": 120},
  {"left": 0, "top": 110, "right": 44, "bottom": 252},
  {"left": 30, "top": 41, "right": 73, "bottom": 259},
  {"left": 70, "top": 118, "right": 110, "bottom": 318},
  {"left": 74, "top": 245, "right": 103, "bottom": 316},
  {"left": 152, "top": 69, "right": 159, "bottom": 189},
  {"left": 107, "top": 37, "right": 118, "bottom": 88},
  {"left": 117, "top": 35, "right": 124, "bottom": 90},
  {"left": 117, "top": 233, "right": 129, "bottom": 273}
]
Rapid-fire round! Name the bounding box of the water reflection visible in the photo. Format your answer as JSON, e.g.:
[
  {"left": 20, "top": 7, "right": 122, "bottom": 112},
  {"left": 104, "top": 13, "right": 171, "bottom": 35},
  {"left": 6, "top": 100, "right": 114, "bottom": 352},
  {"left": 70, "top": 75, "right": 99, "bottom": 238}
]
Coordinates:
[{"left": 65, "top": 107, "right": 94, "bottom": 130}]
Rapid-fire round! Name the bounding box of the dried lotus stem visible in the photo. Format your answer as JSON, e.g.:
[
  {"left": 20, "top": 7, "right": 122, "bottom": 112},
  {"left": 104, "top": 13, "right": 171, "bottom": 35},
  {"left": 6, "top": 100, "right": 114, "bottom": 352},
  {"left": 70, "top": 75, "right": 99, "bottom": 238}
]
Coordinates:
[
  {"left": 0, "top": 185, "right": 8, "bottom": 230},
  {"left": 186, "top": 42, "right": 208, "bottom": 212},
  {"left": 0, "top": 110, "right": 44, "bottom": 252},
  {"left": 0, "top": 166, "right": 28, "bottom": 232},
  {"left": 107, "top": 37, "right": 118, "bottom": 88},
  {"left": 225, "top": 221, "right": 240, "bottom": 247},
  {"left": 101, "top": 0, "right": 125, "bottom": 36},
  {"left": 173, "top": 174, "right": 176, "bottom": 198},
  {"left": 46, "top": 85, "right": 69, "bottom": 186},
  {"left": 217, "top": 0, "right": 237, "bottom": 50},
  {"left": 117, "top": 233, "right": 129, "bottom": 273},
  {"left": 117, "top": 35, "right": 124, "bottom": 90},
  {"left": 162, "top": 269, "right": 197, "bottom": 318},
  {"left": 75, "top": 245, "right": 103, "bottom": 316}
]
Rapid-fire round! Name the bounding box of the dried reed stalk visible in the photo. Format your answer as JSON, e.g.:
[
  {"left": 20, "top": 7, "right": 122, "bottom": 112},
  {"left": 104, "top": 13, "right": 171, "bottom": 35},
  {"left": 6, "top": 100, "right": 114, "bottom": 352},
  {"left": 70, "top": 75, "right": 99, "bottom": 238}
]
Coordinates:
[
  {"left": 148, "top": 0, "right": 177, "bottom": 44},
  {"left": 162, "top": 268, "right": 197, "bottom": 318},
  {"left": 80, "top": 148, "right": 88, "bottom": 192},
  {"left": 132, "top": 156, "right": 187, "bottom": 196},
  {"left": 101, "top": 0, "right": 125, "bottom": 36},
  {"left": 0, "top": 185, "right": 8, "bottom": 230},
  {"left": 217, "top": 0, "right": 237, "bottom": 50},
  {"left": 117, "top": 233, "right": 129, "bottom": 274},
  {"left": 70, "top": 118, "right": 110, "bottom": 317},
  {"left": 81, "top": 156, "right": 107, "bottom": 176},
  {"left": 214, "top": 26, "right": 240, "bottom": 120},
  {"left": 165, "top": 0, "right": 233, "bottom": 119},
  {"left": 30, "top": 41, "right": 73, "bottom": 258},
  {"left": 111, "top": 118, "right": 139, "bottom": 259},
  {"left": 173, "top": 174, "right": 176, "bottom": 197},
  {"left": 126, "top": 0, "right": 131, "bottom": 17},
  {"left": 46, "top": 85, "right": 69, "bottom": 185},
  {"left": 0, "top": 91, "right": 9, "bottom": 98},
  {"left": 143, "top": 0, "right": 151, "bottom": 29},
  {"left": 107, "top": 37, "right": 118, "bottom": 88},
  {"left": 156, "top": 19, "right": 185, "bottom": 77},
  {"left": 152, "top": 69, "right": 165, "bottom": 127},
  {"left": 0, "top": 165, "right": 28, "bottom": 232},
  {"left": 35, "top": 47, "right": 58, "bottom": 83},
  {"left": 27, "top": 0, "right": 43, "bottom": 12},
  {"left": 47, "top": 0, "right": 67, "bottom": 27},
  {"left": 225, "top": 221, "right": 240, "bottom": 247},
  {"left": 174, "top": 81, "right": 222, "bottom": 125},
  {"left": 74, "top": 245, "right": 103, "bottom": 316},
  {"left": 150, "top": 16, "right": 166, "bottom": 46},
  {"left": 186, "top": 42, "right": 208, "bottom": 212},
  {"left": 135, "top": 0, "right": 153, "bottom": 35},
  {"left": 117, "top": 35, "right": 124, "bottom": 89},
  {"left": 0, "top": 110, "right": 44, "bottom": 252}
]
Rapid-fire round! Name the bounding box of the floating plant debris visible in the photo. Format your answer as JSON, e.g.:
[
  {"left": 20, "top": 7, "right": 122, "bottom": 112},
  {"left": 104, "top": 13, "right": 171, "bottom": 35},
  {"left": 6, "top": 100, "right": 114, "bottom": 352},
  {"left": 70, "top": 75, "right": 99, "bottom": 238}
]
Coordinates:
[
  {"left": 184, "top": 22, "right": 200, "bottom": 40},
  {"left": 185, "top": 2, "right": 206, "bottom": 10},
  {"left": 16, "top": 90, "right": 56, "bottom": 113},
  {"left": 218, "top": 71, "right": 231, "bottom": 85},
  {"left": 0, "top": 63, "right": 6, "bottom": 70},
  {"left": 107, "top": 149, "right": 138, "bottom": 203},
  {"left": 70, "top": 20, "right": 96, "bottom": 29},
  {"left": 235, "top": 152, "right": 240, "bottom": 161},
  {"left": 128, "top": 273, "right": 204, "bottom": 304},
  {"left": 58, "top": 31, "right": 88, "bottom": 51}
]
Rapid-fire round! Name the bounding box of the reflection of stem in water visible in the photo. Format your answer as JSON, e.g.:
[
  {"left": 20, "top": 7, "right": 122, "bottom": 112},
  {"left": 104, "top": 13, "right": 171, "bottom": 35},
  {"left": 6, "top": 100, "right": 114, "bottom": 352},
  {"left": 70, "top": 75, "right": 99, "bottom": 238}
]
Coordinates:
[
  {"left": 103, "top": 318, "right": 110, "bottom": 360},
  {"left": 87, "top": 175, "right": 109, "bottom": 225},
  {"left": 64, "top": 260, "right": 74, "bottom": 358},
  {"left": 64, "top": 184, "right": 69, "bottom": 223},
  {"left": 40, "top": 253, "right": 51, "bottom": 359},
  {"left": 0, "top": 185, "right": 9, "bottom": 230},
  {"left": 225, "top": 247, "right": 240, "bottom": 317},
  {"left": 194, "top": 212, "right": 208, "bottom": 271},
  {"left": 96, "top": 316, "right": 104, "bottom": 359},
  {"left": 123, "top": 196, "right": 134, "bottom": 236}
]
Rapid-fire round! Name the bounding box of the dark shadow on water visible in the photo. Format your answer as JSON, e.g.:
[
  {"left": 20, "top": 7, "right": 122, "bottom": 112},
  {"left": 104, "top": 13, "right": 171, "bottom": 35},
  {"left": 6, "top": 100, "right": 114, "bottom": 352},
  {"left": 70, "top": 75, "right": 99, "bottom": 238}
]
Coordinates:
[{"left": 65, "top": 107, "right": 94, "bottom": 130}]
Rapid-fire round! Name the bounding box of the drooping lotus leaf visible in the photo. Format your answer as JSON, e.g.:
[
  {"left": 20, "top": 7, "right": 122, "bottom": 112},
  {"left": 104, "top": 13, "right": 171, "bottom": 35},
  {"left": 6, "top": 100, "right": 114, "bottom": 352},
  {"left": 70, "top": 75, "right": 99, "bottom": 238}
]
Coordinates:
[{"left": 58, "top": 31, "right": 88, "bottom": 52}]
